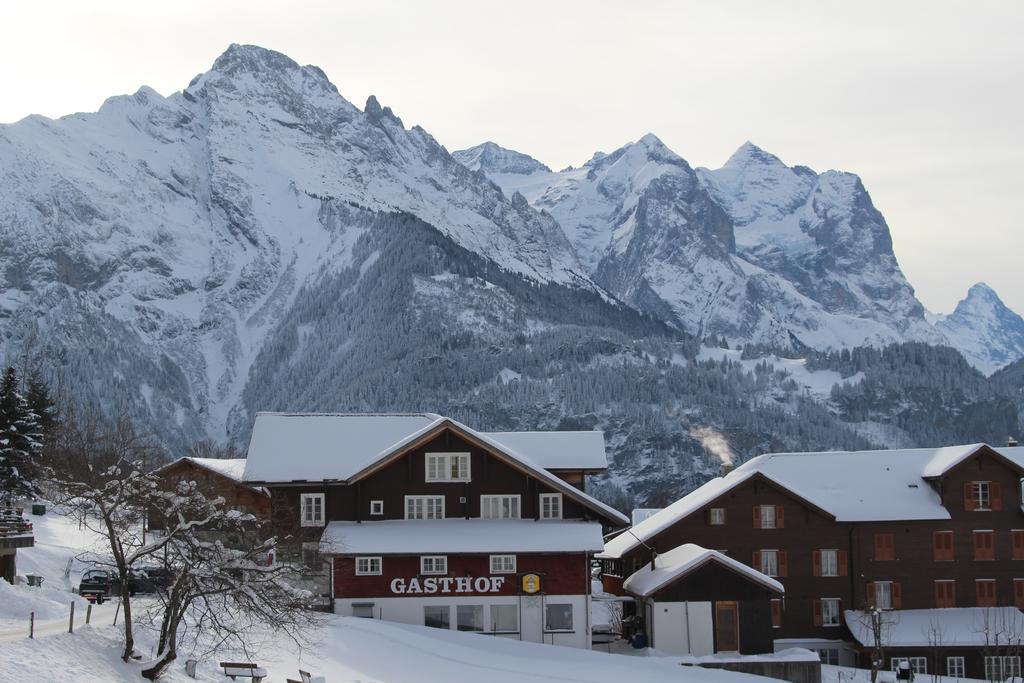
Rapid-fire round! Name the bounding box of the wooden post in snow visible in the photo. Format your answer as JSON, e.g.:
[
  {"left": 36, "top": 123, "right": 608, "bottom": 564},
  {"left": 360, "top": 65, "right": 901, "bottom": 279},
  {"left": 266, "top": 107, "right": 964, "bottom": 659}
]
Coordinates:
[
  {"left": 29, "top": 611, "right": 34, "bottom": 639},
  {"left": 113, "top": 598, "right": 121, "bottom": 625},
  {"left": 68, "top": 601, "right": 75, "bottom": 633},
  {"left": 86, "top": 603, "right": 92, "bottom": 625}
]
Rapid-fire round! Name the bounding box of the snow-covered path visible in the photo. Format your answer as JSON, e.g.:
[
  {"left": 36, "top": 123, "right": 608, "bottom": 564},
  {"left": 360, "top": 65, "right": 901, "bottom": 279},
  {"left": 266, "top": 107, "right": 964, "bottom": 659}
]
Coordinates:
[{"left": 0, "top": 597, "right": 117, "bottom": 642}]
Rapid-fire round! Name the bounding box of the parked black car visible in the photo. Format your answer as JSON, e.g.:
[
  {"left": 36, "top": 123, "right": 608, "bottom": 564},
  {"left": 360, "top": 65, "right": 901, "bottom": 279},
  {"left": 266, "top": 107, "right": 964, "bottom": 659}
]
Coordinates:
[{"left": 78, "top": 566, "right": 174, "bottom": 602}]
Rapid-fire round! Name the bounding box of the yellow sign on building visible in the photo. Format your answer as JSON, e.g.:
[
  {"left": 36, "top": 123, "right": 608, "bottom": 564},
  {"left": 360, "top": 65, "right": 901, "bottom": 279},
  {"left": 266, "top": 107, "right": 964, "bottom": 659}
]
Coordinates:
[{"left": 521, "top": 573, "right": 542, "bottom": 595}]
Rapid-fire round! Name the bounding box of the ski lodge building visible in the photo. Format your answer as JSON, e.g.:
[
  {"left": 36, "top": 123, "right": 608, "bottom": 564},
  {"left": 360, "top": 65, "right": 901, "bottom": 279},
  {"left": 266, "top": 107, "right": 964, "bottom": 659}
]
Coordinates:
[
  {"left": 599, "top": 442, "right": 1024, "bottom": 678},
  {"left": 243, "top": 412, "right": 629, "bottom": 649}
]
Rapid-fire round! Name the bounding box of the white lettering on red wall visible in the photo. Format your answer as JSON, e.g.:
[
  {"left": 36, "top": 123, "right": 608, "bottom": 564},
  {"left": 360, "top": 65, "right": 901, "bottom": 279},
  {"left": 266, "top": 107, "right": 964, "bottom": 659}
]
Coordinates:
[{"left": 389, "top": 576, "right": 507, "bottom": 595}]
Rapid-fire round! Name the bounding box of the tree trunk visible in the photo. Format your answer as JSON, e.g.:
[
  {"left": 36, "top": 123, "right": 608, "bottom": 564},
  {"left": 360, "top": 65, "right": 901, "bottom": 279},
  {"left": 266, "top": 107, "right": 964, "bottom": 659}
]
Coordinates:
[{"left": 140, "top": 644, "right": 176, "bottom": 680}]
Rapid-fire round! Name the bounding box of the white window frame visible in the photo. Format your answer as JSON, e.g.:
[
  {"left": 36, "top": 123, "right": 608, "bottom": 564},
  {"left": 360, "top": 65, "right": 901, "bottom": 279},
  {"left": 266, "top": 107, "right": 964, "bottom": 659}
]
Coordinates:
[
  {"left": 973, "top": 481, "right": 992, "bottom": 511},
  {"left": 300, "top": 493, "right": 325, "bottom": 527},
  {"left": 425, "top": 452, "right": 471, "bottom": 483},
  {"left": 760, "top": 549, "right": 779, "bottom": 577},
  {"left": 760, "top": 504, "right": 777, "bottom": 529},
  {"left": 405, "top": 495, "right": 445, "bottom": 520},
  {"left": 490, "top": 554, "right": 516, "bottom": 574},
  {"left": 481, "top": 494, "right": 521, "bottom": 519},
  {"left": 424, "top": 605, "right": 451, "bottom": 630},
  {"left": 370, "top": 500, "right": 384, "bottom": 516},
  {"left": 874, "top": 581, "right": 893, "bottom": 610},
  {"left": 456, "top": 604, "right": 485, "bottom": 632},
  {"left": 355, "top": 556, "right": 382, "bottom": 576},
  {"left": 489, "top": 603, "right": 519, "bottom": 633},
  {"left": 821, "top": 597, "right": 841, "bottom": 627},
  {"left": 892, "top": 658, "right": 927, "bottom": 675},
  {"left": 818, "top": 649, "right": 840, "bottom": 666},
  {"left": 986, "top": 656, "right": 1021, "bottom": 681},
  {"left": 709, "top": 507, "right": 726, "bottom": 525},
  {"left": 947, "top": 656, "right": 965, "bottom": 678},
  {"left": 540, "top": 493, "right": 562, "bottom": 520},
  {"left": 821, "top": 549, "right": 839, "bottom": 577},
  {"left": 420, "top": 555, "right": 448, "bottom": 575},
  {"left": 544, "top": 602, "right": 574, "bottom": 632}
]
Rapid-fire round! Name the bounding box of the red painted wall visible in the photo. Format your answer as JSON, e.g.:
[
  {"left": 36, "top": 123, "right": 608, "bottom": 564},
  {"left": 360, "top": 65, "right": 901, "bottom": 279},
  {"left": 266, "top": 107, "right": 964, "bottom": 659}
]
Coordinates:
[{"left": 334, "top": 553, "right": 591, "bottom": 598}]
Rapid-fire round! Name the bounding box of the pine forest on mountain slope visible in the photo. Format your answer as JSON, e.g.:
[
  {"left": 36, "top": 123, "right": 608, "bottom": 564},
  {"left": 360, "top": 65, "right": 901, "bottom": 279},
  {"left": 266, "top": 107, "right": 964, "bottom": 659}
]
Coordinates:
[{"left": 0, "top": 45, "right": 1022, "bottom": 507}]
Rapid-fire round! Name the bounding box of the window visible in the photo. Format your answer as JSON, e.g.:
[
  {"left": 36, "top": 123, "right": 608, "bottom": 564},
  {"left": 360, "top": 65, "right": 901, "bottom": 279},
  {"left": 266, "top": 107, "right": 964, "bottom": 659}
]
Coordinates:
[
  {"left": 425, "top": 453, "right": 471, "bottom": 482},
  {"left": 420, "top": 555, "right": 448, "bottom": 575},
  {"left": 490, "top": 604, "right": 518, "bottom": 633},
  {"left": 974, "top": 530, "right": 996, "bottom": 561},
  {"left": 424, "top": 605, "right": 450, "bottom": 629},
  {"left": 986, "top": 656, "right": 1020, "bottom": 682},
  {"left": 818, "top": 649, "right": 840, "bottom": 666},
  {"left": 352, "top": 602, "right": 375, "bottom": 619},
  {"left": 1015, "top": 579, "right": 1024, "bottom": 609},
  {"left": 539, "top": 493, "right": 562, "bottom": 519},
  {"left": 1013, "top": 530, "right": 1024, "bottom": 560},
  {"left": 481, "top": 495, "right": 520, "bottom": 519},
  {"left": 490, "top": 555, "right": 516, "bottom": 574},
  {"left": 457, "top": 605, "right": 484, "bottom": 632},
  {"left": 977, "top": 579, "right": 997, "bottom": 607},
  {"left": 405, "top": 495, "right": 444, "bottom": 520},
  {"left": 709, "top": 508, "right": 726, "bottom": 525},
  {"left": 892, "top": 658, "right": 927, "bottom": 675},
  {"left": 370, "top": 500, "right": 384, "bottom": 516},
  {"left": 874, "top": 533, "right": 895, "bottom": 561},
  {"left": 355, "top": 556, "right": 382, "bottom": 576},
  {"left": 873, "top": 581, "right": 894, "bottom": 610},
  {"left": 545, "top": 603, "right": 573, "bottom": 632},
  {"left": 301, "top": 542, "right": 321, "bottom": 570},
  {"left": 820, "top": 549, "right": 839, "bottom": 577},
  {"left": 755, "top": 504, "right": 781, "bottom": 529},
  {"left": 967, "top": 481, "right": 1003, "bottom": 511},
  {"left": 758, "top": 550, "right": 779, "bottom": 577},
  {"left": 820, "top": 598, "right": 841, "bottom": 627},
  {"left": 933, "top": 531, "right": 955, "bottom": 562},
  {"left": 935, "top": 580, "right": 956, "bottom": 608},
  {"left": 771, "top": 599, "right": 782, "bottom": 628},
  {"left": 300, "top": 493, "right": 325, "bottom": 527},
  {"left": 947, "top": 657, "right": 965, "bottom": 678}
]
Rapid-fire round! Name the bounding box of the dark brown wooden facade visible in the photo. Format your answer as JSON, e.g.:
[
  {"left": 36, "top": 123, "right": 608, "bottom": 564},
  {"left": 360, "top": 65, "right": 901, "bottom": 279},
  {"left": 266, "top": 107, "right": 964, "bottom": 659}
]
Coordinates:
[
  {"left": 152, "top": 459, "right": 270, "bottom": 531},
  {"left": 605, "top": 446, "right": 1024, "bottom": 657}
]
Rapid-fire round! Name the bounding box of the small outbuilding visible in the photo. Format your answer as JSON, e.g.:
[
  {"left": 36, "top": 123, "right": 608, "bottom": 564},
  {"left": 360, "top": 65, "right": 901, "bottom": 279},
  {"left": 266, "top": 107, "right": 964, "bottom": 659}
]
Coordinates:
[
  {"left": 623, "top": 543, "right": 784, "bottom": 655},
  {"left": 150, "top": 457, "right": 270, "bottom": 532}
]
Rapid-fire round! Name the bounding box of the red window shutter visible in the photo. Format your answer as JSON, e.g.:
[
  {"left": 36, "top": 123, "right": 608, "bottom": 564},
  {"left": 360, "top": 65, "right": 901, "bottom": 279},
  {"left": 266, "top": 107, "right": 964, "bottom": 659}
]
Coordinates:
[
  {"left": 933, "top": 533, "right": 942, "bottom": 562},
  {"left": 776, "top": 505, "right": 785, "bottom": 529},
  {"left": 1014, "top": 531, "right": 1024, "bottom": 560},
  {"left": 771, "top": 600, "right": 782, "bottom": 628},
  {"left": 838, "top": 550, "right": 849, "bottom": 576},
  {"left": 752, "top": 551, "right": 762, "bottom": 570},
  {"left": 965, "top": 482, "right": 976, "bottom": 511},
  {"left": 1015, "top": 580, "right": 1024, "bottom": 609},
  {"left": 892, "top": 582, "right": 902, "bottom": 609},
  {"left": 778, "top": 551, "right": 788, "bottom": 577},
  {"left": 813, "top": 599, "right": 823, "bottom": 627},
  {"left": 753, "top": 505, "right": 761, "bottom": 529},
  {"left": 934, "top": 582, "right": 942, "bottom": 607},
  {"left": 867, "top": 582, "right": 875, "bottom": 607},
  {"left": 992, "top": 483, "right": 1003, "bottom": 511},
  {"left": 812, "top": 550, "right": 822, "bottom": 577}
]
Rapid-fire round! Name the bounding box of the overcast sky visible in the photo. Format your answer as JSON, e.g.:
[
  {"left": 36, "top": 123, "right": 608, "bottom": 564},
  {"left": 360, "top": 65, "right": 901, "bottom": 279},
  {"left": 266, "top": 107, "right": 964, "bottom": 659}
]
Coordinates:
[{"left": 3, "top": 1, "right": 1022, "bottom": 314}]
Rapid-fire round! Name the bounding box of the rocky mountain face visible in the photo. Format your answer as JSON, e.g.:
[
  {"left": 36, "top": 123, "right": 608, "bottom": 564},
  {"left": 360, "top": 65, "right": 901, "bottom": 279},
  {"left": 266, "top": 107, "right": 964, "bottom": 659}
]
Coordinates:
[
  {"left": 465, "top": 136, "right": 947, "bottom": 351},
  {"left": 0, "top": 44, "right": 1020, "bottom": 504},
  {"left": 933, "top": 283, "right": 1024, "bottom": 374}
]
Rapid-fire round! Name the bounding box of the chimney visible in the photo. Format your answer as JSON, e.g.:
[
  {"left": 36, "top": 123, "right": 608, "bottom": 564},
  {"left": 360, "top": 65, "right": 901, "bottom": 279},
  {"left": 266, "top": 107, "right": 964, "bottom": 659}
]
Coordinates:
[
  {"left": 1009, "top": 437, "right": 1019, "bottom": 448},
  {"left": 721, "top": 463, "right": 734, "bottom": 477}
]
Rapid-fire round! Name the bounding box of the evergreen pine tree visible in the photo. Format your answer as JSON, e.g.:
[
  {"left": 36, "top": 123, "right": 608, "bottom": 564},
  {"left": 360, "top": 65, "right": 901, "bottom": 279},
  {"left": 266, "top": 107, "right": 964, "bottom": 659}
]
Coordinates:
[
  {"left": 0, "top": 367, "right": 44, "bottom": 503},
  {"left": 24, "top": 370, "right": 57, "bottom": 438}
]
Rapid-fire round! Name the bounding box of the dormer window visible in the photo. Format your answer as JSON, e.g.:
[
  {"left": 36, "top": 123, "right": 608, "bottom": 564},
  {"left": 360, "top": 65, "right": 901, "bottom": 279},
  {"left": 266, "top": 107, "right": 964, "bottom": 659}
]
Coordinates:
[
  {"left": 965, "top": 481, "right": 1002, "bottom": 511},
  {"left": 426, "top": 453, "right": 471, "bottom": 482}
]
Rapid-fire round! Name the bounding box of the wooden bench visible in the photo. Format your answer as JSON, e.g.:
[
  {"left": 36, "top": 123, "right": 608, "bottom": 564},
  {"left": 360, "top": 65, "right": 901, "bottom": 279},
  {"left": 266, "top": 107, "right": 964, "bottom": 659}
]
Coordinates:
[{"left": 219, "top": 662, "right": 268, "bottom": 682}]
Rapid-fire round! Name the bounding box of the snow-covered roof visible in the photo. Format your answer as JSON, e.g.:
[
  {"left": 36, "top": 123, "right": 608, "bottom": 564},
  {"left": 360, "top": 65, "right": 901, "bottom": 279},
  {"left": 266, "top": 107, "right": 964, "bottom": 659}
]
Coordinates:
[
  {"left": 158, "top": 456, "right": 250, "bottom": 483},
  {"left": 601, "top": 443, "right": 1017, "bottom": 560},
  {"left": 480, "top": 431, "right": 607, "bottom": 470},
  {"left": 244, "top": 413, "right": 444, "bottom": 482},
  {"left": 319, "top": 519, "right": 605, "bottom": 555},
  {"left": 631, "top": 508, "right": 664, "bottom": 525},
  {"left": 623, "top": 544, "right": 784, "bottom": 597},
  {"left": 244, "top": 412, "right": 628, "bottom": 526},
  {"left": 845, "top": 607, "right": 1024, "bottom": 648}
]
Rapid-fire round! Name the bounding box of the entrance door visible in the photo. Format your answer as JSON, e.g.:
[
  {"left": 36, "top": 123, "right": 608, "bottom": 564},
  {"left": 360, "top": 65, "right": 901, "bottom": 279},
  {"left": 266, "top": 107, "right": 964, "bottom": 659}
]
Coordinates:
[{"left": 714, "top": 601, "right": 739, "bottom": 652}]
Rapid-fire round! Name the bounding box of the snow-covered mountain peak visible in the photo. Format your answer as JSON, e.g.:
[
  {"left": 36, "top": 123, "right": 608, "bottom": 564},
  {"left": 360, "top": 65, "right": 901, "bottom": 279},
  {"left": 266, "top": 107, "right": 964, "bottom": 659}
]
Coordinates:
[
  {"left": 934, "top": 283, "right": 1024, "bottom": 374},
  {"left": 722, "top": 140, "right": 787, "bottom": 170},
  {"left": 452, "top": 141, "right": 551, "bottom": 175}
]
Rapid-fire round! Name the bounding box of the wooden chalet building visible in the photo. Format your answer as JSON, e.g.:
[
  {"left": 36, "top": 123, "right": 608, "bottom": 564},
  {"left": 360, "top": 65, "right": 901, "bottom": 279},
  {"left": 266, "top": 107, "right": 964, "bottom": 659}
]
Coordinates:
[
  {"left": 242, "top": 412, "right": 628, "bottom": 649},
  {"left": 151, "top": 457, "right": 270, "bottom": 532},
  {"left": 599, "top": 443, "right": 1024, "bottom": 676}
]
